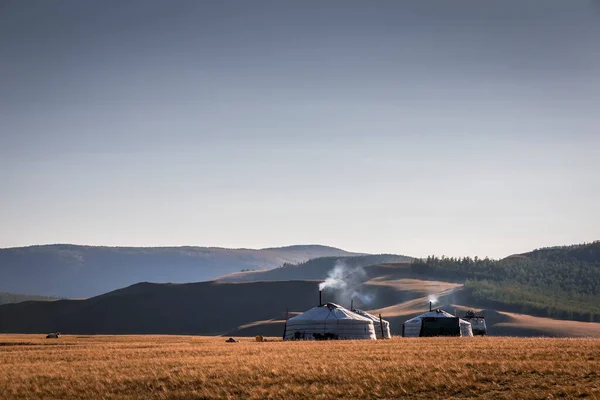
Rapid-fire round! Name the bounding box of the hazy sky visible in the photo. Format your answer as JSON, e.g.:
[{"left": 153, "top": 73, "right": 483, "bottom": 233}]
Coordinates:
[{"left": 1, "top": 0, "right": 599, "bottom": 258}]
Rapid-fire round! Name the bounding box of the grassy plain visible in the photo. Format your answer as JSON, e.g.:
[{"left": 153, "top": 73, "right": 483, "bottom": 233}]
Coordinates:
[{"left": 0, "top": 335, "right": 599, "bottom": 399}]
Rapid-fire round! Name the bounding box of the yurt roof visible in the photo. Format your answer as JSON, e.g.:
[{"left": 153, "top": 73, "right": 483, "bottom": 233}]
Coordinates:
[
  {"left": 405, "top": 309, "right": 457, "bottom": 323},
  {"left": 289, "top": 303, "right": 373, "bottom": 323},
  {"left": 351, "top": 309, "right": 389, "bottom": 324}
]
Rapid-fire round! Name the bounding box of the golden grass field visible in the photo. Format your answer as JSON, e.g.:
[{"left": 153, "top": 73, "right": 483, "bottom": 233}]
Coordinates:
[
  {"left": 1, "top": 335, "right": 599, "bottom": 400},
  {"left": 364, "top": 278, "right": 463, "bottom": 294}
]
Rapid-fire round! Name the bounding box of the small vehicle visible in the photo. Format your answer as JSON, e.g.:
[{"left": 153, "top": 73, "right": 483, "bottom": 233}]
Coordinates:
[{"left": 462, "top": 310, "right": 487, "bottom": 336}]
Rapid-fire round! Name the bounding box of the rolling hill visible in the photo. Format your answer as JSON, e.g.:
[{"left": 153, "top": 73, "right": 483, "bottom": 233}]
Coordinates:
[
  {"left": 1, "top": 242, "right": 598, "bottom": 338},
  {"left": 0, "top": 275, "right": 454, "bottom": 335},
  {"left": 413, "top": 241, "right": 600, "bottom": 322},
  {"left": 0, "top": 292, "right": 58, "bottom": 306},
  {"left": 0, "top": 280, "right": 324, "bottom": 335},
  {"left": 217, "top": 254, "right": 413, "bottom": 282},
  {"left": 0, "top": 244, "right": 360, "bottom": 298},
  {"left": 2, "top": 259, "right": 600, "bottom": 337}
]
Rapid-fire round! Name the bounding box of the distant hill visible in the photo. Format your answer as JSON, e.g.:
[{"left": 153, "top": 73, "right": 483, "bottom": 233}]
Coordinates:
[
  {"left": 0, "top": 281, "right": 324, "bottom": 335},
  {"left": 0, "top": 292, "right": 58, "bottom": 306},
  {"left": 217, "top": 254, "right": 413, "bottom": 282},
  {"left": 2, "top": 268, "right": 599, "bottom": 338},
  {"left": 0, "top": 244, "right": 360, "bottom": 298},
  {"left": 516, "top": 241, "right": 600, "bottom": 263},
  {"left": 2, "top": 242, "right": 598, "bottom": 338},
  {"left": 414, "top": 241, "right": 600, "bottom": 322}
]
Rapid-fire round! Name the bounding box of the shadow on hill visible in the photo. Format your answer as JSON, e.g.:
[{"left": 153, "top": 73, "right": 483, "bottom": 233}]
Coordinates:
[
  {"left": 218, "top": 255, "right": 413, "bottom": 283},
  {"left": 226, "top": 320, "right": 286, "bottom": 337},
  {"left": 3, "top": 257, "right": 599, "bottom": 338},
  {"left": 0, "top": 281, "right": 327, "bottom": 335},
  {"left": 362, "top": 263, "right": 466, "bottom": 284}
]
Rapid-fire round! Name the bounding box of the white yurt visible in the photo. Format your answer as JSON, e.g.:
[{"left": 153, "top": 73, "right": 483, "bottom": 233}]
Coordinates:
[
  {"left": 351, "top": 309, "right": 391, "bottom": 339},
  {"left": 402, "top": 309, "right": 473, "bottom": 337},
  {"left": 284, "top": 303, "right": 377, "bottom": 340}
]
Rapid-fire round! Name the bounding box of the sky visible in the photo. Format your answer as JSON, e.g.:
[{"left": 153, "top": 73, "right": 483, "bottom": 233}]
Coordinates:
[{"left": 1, "top": 0, "right": 599, "bottom": 258}]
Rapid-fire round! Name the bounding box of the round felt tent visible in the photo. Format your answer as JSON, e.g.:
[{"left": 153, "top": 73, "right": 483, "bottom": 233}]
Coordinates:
[
  {"left": 284, "top": 303, "right": 377, "bottom": 340},
  {"left": 402, "top": 309, "right": 473, "bottom": 337},
  {"left": 351, "top": 309, "right": 391, "bottom": 339}
]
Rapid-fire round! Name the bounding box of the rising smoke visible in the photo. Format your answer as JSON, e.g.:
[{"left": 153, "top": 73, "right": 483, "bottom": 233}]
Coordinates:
[
  {"left": 318, "top": 263, "right": 348, "bottom": 291},
  {"left": 318, "top": 261, "right": 374, "bottom": 307},
  {"left": 351, "top": 292, "right": 374, "bottom": 305},
  {"left": 428, "top": 294, "right": 438, "bottom": 305}
]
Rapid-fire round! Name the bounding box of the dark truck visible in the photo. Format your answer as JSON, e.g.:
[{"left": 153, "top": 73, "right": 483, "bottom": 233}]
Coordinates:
[{"left": 462, "top": 310, "right": 487, "bottom": 335}]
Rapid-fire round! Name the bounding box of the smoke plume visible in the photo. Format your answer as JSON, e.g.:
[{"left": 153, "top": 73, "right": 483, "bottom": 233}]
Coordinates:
[
  {"left": 428, "top": 294, "right": 438, "bottom": 305},
  {"left": 351, "top": 292, "right": 374, "bottom": 305},
  {"left": 318, "top": 263, "right": 348, "bottom": 291},
  {"left": 318, "top": 261, "right": 374, "bottom": 307}
]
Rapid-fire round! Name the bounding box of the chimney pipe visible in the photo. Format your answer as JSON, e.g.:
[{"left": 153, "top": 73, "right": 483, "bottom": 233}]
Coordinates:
[
  {"left": 430, "top": 301, "right": 432, "bottom": 312},
  {"left": 319, "top": 290, "right": 322, "bottom": 306},
  {"left": 282, "top": 308, "right": 289, "bottom": 341},
  {"left": 351, "top": 299, "right": 354, "bottom": 310}
]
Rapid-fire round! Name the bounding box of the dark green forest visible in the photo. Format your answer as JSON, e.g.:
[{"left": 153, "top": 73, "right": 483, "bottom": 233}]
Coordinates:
[
  {"left": 412, "top": 242, "right": 600, "bottom": 322},
  {"left": 280, "top": 254, "right": 412, "bottom": 272}
]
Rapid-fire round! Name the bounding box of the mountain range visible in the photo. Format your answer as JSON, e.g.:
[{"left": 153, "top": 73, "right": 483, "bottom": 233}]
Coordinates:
[
  {"left": 1, "top": 242, "right": 599, "bottom": 338},
  {"left": 0, "top": 244, "right": 360, "bottom": 298}
]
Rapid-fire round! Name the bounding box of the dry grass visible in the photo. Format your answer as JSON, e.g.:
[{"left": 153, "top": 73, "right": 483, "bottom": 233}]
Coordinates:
[
  {"left": 364, "top": 279, "right": 463, "bottom": 318},
  {"left": 0, "top": 335, "right": 599, "bottom": 399},
  {"left": 448, "top": 305, "right": 600, "bottom": 338},
  {"left": 368, "top": 295, "right": 460, "bottom": 318},
  {"left": 495, "top": 312, "right": 600, "bottom": 338},
  {"left": 364, "top": 278, "right": 462, "bottom": 294},
  {"left": 367, "top": 298, "right": 427, "bottom": 318}
]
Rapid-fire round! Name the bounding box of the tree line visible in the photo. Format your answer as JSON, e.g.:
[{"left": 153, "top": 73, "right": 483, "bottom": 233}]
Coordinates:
[{"left": 412, "top": 242, "right": 600, "bottom": 322}]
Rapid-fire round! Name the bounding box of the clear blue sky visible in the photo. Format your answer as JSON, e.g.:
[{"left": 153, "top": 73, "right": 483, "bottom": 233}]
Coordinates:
[{"left": 1, "top": 0, "right": 599, "bottom": 258}]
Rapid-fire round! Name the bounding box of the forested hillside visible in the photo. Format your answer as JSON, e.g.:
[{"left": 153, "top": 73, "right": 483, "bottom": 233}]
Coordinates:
[
  {"left": 218, "top": 254, "right": 413, "bottom": 282},
  {"left": 2, "top": 242, "right": 599, "bottom": 336},
  {"left": 412, "top": 242, "right": 600, "bottom": 322}
]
